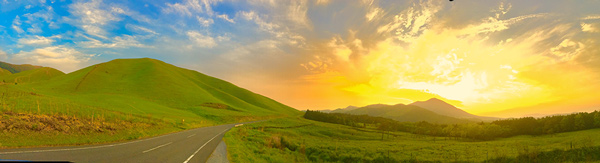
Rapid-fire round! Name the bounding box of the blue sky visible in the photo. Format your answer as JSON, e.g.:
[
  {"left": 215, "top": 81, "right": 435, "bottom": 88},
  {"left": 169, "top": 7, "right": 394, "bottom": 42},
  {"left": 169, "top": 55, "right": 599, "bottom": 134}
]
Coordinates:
[{"left": 1, "top": 0, "right": 600, "bottom": 116}]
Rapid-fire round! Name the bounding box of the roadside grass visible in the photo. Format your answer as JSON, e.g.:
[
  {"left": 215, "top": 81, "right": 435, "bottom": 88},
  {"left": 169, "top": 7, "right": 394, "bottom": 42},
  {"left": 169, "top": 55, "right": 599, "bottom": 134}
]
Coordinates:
[
  {"left": 224, "top": 117, "right": 600, "bottom": 162},
  {"left": 0, "top": 84, "right": 283, "bottom": 148}
]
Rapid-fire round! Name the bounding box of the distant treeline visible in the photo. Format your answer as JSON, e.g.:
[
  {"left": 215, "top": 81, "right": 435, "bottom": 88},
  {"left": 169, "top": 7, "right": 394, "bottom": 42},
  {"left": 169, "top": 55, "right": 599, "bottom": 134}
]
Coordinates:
[{"left": 303, "top": 110, "right": 600, "bottom": 140}]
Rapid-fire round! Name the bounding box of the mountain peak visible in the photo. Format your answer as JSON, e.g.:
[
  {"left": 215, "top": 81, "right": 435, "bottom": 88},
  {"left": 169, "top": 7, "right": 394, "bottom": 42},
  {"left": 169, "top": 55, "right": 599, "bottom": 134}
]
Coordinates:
[
  {"left": 409, "top": 98, "right": 476, "bottom": 118},
  {"left": 424, "top": 98, "right": 446, "bottom": 103}
]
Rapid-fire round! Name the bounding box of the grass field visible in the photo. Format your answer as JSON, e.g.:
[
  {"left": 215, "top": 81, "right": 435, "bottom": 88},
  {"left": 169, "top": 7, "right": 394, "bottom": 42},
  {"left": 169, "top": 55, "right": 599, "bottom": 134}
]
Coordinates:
[{"left": 224, "top": 117, "right": 600, "bottom": 162}]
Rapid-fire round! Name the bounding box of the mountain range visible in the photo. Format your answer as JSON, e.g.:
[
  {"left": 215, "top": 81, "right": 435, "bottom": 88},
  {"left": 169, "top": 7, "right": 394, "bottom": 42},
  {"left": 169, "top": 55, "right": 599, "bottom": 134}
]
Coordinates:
[{"left": 327, "top": 98, "right": 498, "bottom": 123}]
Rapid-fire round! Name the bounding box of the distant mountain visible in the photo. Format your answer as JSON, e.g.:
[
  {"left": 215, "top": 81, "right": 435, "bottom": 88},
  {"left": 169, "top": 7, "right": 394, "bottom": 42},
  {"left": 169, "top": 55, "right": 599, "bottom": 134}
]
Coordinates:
[
  {"left": 37, "top": 58, "right": 299, "bottom": 115},
  {"left": 0, "top": 67, "right": 64, "bottom": 84},
  {"left": 329, "top": 105, "right": 359, "bottom": 113},
  {"left": 0, "top": 61, "right": 43, "bottom": 74},
  {"left": 409, "top": 98, "right": 499, "bottom": 121},
  {"left": 343, "top": 103, "right": 471, "bottom": 124}
]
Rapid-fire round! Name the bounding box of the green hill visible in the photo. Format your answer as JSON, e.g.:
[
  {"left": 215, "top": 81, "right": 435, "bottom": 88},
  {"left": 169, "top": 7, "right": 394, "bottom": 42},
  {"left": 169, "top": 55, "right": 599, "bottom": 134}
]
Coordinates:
[
  {"left": 0, "top": 67, "right": 64, "bottom": 84},
  {"left": 1, "top": 58, "right": 300, "bottom": 147},
  {"left": 0, "top": 61, "right": 43, "bottom": 73},
  {"left": 0, "top": 67, "right": 11, "bottom": 76},
  {"left": 343, "top": 104, "right": 471, "bottom": 124},
  {"left": 37, "top": 58, "right": 299, "bottom": 115}
]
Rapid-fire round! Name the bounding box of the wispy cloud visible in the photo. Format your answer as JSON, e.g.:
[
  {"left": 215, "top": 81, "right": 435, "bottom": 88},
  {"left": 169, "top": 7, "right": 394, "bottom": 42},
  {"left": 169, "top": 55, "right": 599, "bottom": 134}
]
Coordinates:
[
  {"left": 17, "top": 35, "right": 61, "bottom": 46},
  {"left": 11, "top": 16, "right": 24, "bottom": 33},
  {"left": 79, "top": 35, "right": 150, "bottom": 48}
]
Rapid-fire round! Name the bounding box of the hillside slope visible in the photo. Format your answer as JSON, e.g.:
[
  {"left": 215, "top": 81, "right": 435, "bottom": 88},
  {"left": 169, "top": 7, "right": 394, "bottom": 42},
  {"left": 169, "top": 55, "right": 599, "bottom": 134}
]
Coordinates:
[
  {"left": 0, "top": 67, "right": 64, "bottom": 84},
  {"left": 0, "top": 61, "right": 43, "bottom": 73},
  {"left": 37, "top": 58, "right": 299, "bottom": 115},
  {"left": 343, "top": 104, "right": 471, "bottom": 124},
  {"left": 0, "top": 67, "right": 11, "bottom": 76}
]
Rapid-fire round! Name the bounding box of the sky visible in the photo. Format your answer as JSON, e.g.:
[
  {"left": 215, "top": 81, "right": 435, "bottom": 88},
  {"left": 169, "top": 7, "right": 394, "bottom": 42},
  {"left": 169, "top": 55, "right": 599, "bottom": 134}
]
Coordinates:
[{"left": 1, "top": 0, "right": 600, "bottom": 117}]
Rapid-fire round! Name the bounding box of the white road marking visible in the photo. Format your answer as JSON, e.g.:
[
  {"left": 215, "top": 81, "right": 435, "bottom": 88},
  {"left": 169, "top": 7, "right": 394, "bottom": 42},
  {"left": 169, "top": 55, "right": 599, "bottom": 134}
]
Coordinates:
[
  {"left": 182, "top": 129, "right": 229, "bottom": 163},
  {"left": 142, "top": 142, "right": 172, "bottom": 153},
  {"left": 0, "top": 127, "right": 203, "bottom": 155},
  {"left": 187, "top": 134, "right": 196, "bottom": 138}
]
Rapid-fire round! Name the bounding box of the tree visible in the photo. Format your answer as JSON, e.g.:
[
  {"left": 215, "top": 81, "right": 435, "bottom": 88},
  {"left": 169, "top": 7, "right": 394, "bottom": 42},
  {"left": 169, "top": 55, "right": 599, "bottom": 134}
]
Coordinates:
[
  {"left": 560, "top": 115, "right": 575, "bottom": 132},
  {"left": 594, "top": 111, "right": 600, "bottom": 127}
]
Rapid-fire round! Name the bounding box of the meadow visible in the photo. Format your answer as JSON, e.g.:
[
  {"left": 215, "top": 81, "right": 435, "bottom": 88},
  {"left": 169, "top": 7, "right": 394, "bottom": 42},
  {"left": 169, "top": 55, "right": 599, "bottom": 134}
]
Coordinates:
[{"left": 224, "top": 117, "right": 600, "bottom": 162}]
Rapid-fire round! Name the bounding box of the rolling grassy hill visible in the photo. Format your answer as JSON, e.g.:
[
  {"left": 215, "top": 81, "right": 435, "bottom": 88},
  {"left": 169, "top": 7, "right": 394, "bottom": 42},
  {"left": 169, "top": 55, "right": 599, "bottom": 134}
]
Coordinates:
[
  {"left": 0, "top": 61, "right": 42, "bottom": 74},
  {"left": 343, "top": 103, "right": 471, "bottom": 124},
  {"left": 0, "top": 67, "right": 11, "bottom": 76},
  {"left": 0, "top": 67, "right": 65, "bottom": 84},
  {"left": 0, "top": 58, "right": 299, "bottom": 147},
  {"left": 35, "top": 58, "right": 298, "bottom": 115}
]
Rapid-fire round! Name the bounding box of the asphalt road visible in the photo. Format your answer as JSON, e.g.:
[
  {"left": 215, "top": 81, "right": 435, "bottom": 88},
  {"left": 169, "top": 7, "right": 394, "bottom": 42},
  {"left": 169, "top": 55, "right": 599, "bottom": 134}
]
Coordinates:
[{"left": 0, "top": 123, "right": 238, "bottom": 163}]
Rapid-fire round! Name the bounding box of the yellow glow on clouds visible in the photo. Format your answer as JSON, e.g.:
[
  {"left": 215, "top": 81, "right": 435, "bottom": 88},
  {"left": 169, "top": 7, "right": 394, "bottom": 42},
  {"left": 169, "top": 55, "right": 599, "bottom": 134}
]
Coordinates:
[{"left": 298, "top": 2, "right": 600, "bottom": 115}]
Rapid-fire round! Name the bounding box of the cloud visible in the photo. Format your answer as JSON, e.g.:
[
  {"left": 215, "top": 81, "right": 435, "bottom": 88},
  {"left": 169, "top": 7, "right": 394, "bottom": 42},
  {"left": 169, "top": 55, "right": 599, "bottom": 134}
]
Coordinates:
[
  {"left": 22, "top": 6, "right": 58, "bottom": 29},
  {"left": 10, "top": 46, "right": 94, "bottom": 73},
  {"left": 197, "top": 16, "right": 214, "bottom": 27},
  {"left": 69, "top": 0, "right": 120, "bottom": 37},
  {"left": 186, "top": 30, "right": 216, "bottom": 48},
  {"left": 551, "top": 39, "right": 584, "bottom": 62},
  {"left": 238, "top": 10, "right": 306, "bottom": 46},
  {"left": 12, "top": 15, "right": 24, "bottom": 33},
  {"left": 125, "top": 24, "right": 157, "bottom": 35},
  {"left": 461, "top": 13, "right": 549, "bottom": 35},
  {"left": 581, "top": 15, "right": 600, "bottom": 20},
  {"left": 376, "top": 0, "right": 443, "bottom": 42},
  {"left": 286, "top": 0, "right": 311, "bottom": 28},
  {"left": 366, "top": 7, "right": 382, "bottom": 22},
  {"left": 315, "top": 0, "right": 330, "bottom": 5},
  {"left": 68, "top": 0, "right": 149, "bottom": 38},
  {"left": 217, "top": 14, "right": 234, "bottom": 23},
  {"left": 581, "top": 23, "right": 598, "bottom": 33},
  {"left": 17, "top": 35, "right": 61, "bottom": 46},
  {"left": 78, "top": 35, "right": 150, "bottom": 48},
  {"left": 163, "top": 0, "right": 221, "bottom": 16}
]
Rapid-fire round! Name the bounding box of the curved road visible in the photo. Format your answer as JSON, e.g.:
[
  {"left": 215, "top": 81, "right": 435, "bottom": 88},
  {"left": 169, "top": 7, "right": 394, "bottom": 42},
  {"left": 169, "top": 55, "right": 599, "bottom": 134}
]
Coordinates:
[{"left": 0, "top": 123, "right": 237, "bottom": 163}]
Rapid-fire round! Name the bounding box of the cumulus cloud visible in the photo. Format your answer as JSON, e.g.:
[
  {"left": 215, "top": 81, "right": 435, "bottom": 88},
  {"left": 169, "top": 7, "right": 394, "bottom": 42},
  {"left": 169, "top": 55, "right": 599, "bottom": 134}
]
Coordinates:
[
  {"left": 187, "top": 31, "right": 216, "bottom": 48},
  {"left": 10, "top": 46, "right": 94, "bottom": 73}
]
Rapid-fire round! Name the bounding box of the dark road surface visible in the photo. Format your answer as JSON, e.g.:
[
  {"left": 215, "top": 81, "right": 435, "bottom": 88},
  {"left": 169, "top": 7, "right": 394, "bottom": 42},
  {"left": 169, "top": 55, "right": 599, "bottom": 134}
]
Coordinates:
[{"left": 0, "top": 123, "right": 238, "bottom": 163}]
